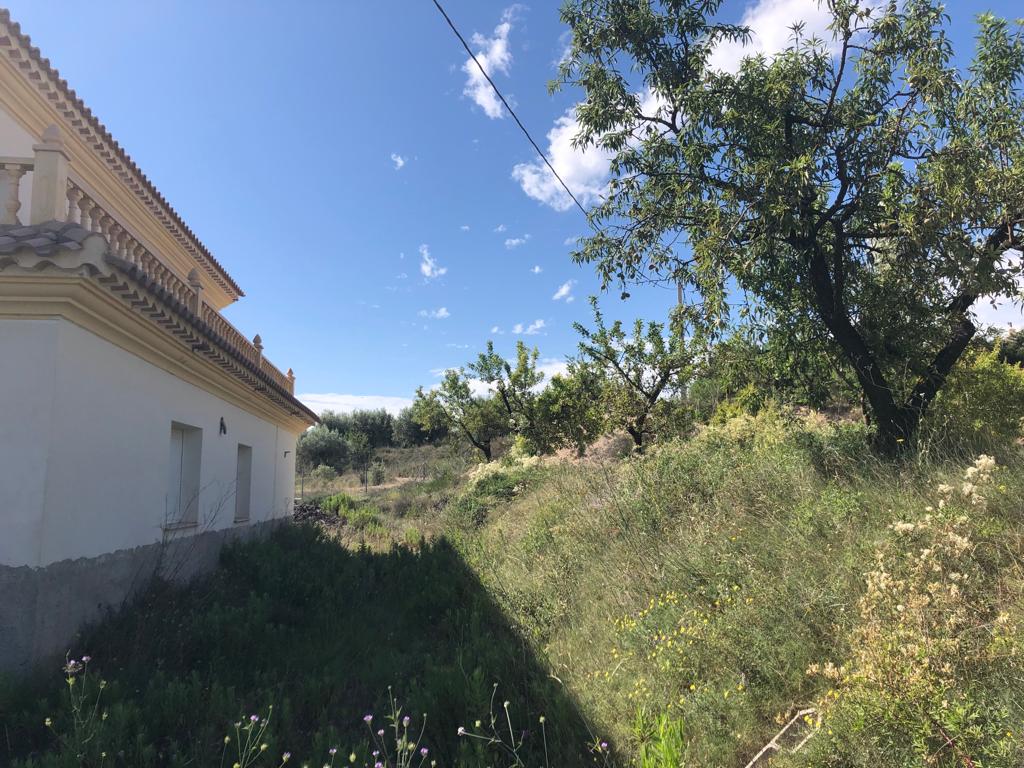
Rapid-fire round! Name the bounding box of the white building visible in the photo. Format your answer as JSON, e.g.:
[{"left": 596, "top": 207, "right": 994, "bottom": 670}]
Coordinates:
[{"left": 0, "top": 10, "right": 317, "bottom": 672}]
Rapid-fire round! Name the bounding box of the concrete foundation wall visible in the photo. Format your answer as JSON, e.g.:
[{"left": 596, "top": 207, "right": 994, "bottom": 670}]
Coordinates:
[{"left": 0, "top": 518, "right": 282, "bottom": 674}]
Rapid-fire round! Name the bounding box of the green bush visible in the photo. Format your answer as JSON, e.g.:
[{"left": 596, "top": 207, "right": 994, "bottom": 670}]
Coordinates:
[
  {"left": 923, "top": 345, "right": 1024, "bottom": 457},
  {"left": 320, "top": 492, "right": 357, "bottom": 515}
]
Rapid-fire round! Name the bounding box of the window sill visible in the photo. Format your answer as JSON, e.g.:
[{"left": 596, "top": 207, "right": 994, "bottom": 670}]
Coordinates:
[
  {"left": 162, "top": 520, "right": 199, "bottom": 533},
  {"left": 233, "top": 517, "right": 251, "bottom": 525}
]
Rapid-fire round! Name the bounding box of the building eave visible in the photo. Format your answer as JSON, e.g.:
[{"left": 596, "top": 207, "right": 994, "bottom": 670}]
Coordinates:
[{"left": 0, "top": 8, "right": 244, "bottom": 303}]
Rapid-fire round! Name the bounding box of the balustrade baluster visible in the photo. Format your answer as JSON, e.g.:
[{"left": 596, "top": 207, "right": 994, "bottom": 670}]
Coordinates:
[
  {"left": 66, "top": 184, "right": 83, "bottom": 225},
  {"left": 2, "top": 164, "right": 26, "bottom": 226}
]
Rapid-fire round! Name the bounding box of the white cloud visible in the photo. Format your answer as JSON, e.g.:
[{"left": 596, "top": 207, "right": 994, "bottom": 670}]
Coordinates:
[
  {"left": 462, "top": 6, "right": 521, "bottom": 119},
  {"left": 490, "top": 325, "right": 503, "bottom": 334},
  {"left": 419, "top": 307, "right": 451, "bottom": 320},
  {"left": 537, "top": 357, "right": 569, "bottom": 382},
  {"left": 709, "top": 0, "right": 840, "bottom": 73},
  {"left": 299, "top": 393, "right": 413, "bottom": 416},
  {"left": 973, "top": 249, "right": 1023, "bottom": 329},
  {"left": 552, "top": 279, "right": 575, "bottom": 302},
  {"left": 460, "top": 224, "right": 471, "bottom": 231},
  {"left": 513, "top": 319, "right": 546, "bottom": 335},
  {"left": 494, "top": 223, "right": 508, "bottom": 232},
  {"left": 419, "top": 244, "right": 448, "bottom": 280},
  {"left": 505, "top": 234, "right": 531, "bottom": 249},
  {"left": 391, "top": 153, "right": 407, "bottom": 170},
  {"left": 512, "top": 106, "right": 612, "bottom": 211},
  {"left": 396, "top": 272, "right": 408, "bottom": 279},
  {"left": 530, "top": 265, "right": 542, "bottom": 274},
  {"left": 563, "top": 235, "right": 580, "bottom": 246},
  {"left": 429, "top": 367, "right": 492, "bottom": 397}
]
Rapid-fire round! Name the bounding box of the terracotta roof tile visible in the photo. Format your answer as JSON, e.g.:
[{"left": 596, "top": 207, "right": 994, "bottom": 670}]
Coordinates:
[{"left": 0, "top": 221, "right": 90, "bottom": 255}]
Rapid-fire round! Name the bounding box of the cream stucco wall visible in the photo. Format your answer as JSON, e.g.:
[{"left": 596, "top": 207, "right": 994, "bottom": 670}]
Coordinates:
[{"left": 0, "top": 316, "right": 297, "bottom": 569}]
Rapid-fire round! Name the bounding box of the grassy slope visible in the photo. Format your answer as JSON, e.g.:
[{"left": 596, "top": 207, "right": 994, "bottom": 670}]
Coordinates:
[
  {"left": 3, "top": 410, "right": 1022, "bottom": 767},
  {"left": 453, "top": 411, "right": 1024, "bottom": 765}
]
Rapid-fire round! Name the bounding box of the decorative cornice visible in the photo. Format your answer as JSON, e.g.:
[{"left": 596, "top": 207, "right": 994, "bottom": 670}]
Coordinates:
[
  {"left": 0, "top": 276, "right": 315, "bottom": 434},
  {"left": 102, "top": 252, "right": 318, "bottom": 425},
  {"left": 0, "top": 8, "right": 244, "bottom": 302},
  {"left": 0, "top": 226, "right": 316, "bottom": 430}
]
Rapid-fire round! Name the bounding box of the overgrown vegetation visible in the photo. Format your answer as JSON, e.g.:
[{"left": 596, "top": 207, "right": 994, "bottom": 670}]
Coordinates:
[
  {"left": 4, "top": 2, "right": 1024, "bottom": 765},
  {"left": 6, "top": 404, "right": 1023, "bottom": 766}
]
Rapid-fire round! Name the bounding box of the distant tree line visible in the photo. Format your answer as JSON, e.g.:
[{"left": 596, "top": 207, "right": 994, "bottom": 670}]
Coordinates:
[
  {"left": 296, "top": 405, "right": 450, "bottom": 488},
  {"left": 406, "top": 302, "right": 1024, "bottom": 462}
]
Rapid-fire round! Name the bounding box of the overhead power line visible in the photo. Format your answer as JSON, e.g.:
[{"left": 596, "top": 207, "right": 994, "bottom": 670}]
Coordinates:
[{"left": 430, "top": 0, "right": 590, "bottom": 219}]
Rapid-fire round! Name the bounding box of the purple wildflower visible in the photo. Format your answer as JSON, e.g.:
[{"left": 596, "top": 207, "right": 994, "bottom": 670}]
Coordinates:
[
  {"left": 329, "top": 747, "right": 338, "bottom": 755},
  {"left": 363, "top": 715, "right": 373, "bottom": 724},
  {"left": 420, "top": 748, "right": 429, "bottom": 757},
  {"left": 402, "top": 715, "right": 411, "bottom": 727}
]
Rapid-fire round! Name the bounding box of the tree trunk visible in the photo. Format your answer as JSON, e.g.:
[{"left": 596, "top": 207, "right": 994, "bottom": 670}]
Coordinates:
[{"left": 801, "top": 238, "right": 981, "bottom": 455}]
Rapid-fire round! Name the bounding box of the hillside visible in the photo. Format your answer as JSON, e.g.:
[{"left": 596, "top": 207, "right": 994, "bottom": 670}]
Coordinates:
[{"left": 3, "top": 408, "right": 1022, "bottom": 767}]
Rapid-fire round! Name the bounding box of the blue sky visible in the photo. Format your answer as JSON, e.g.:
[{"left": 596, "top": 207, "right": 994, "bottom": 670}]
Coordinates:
[{"left": 6, "top": 0, "right": 1021, "bottom": 413}]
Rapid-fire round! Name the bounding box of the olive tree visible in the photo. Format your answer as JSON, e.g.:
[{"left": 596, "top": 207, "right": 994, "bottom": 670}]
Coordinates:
[{"left": 559, "top": 0, "right": 1024, "bottom": 452}]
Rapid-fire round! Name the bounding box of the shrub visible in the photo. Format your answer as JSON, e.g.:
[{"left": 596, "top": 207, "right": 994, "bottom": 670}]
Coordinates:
[
  {"left": 798, "top": 456, "right": 1024, "bottom": 766},
  {"left": 922, "top": 346, "right": 1024, "bottom": 457},
  {"left": 310, "top": 464, "right": 337, "bottom": 488},
  {"left": 320, "top": 492, "right": 357, "bottom": 515}
]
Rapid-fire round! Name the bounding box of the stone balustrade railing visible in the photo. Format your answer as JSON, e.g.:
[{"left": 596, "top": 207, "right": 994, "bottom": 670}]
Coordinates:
[
  {"left": 0, "top": 126, "right": 296, "bottom": 396},
  {"left": 67, "top": 180, "right": 199, "bottom": 306},
  {"left": 70, "top": 181, "right": 296, "bottom": 395},
  {"left": 198, "top": 305, "right": 294, "bottom": 394}
]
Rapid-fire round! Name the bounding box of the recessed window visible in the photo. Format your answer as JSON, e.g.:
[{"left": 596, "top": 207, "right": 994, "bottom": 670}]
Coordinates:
[
  {"left": 234, "top": 444, "right": 253, "bottom": 523},
  {"left": 167, "top": 422, "right": 202, "bottom": 526}
]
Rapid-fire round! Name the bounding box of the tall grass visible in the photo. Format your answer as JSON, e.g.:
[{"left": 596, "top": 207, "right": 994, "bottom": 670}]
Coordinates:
[
  {"left": 4, "top": 408, "right": 1022, "bottom": 766},
  {"left": 456, "top": 409, "right": 1024, "bottom": 765}
]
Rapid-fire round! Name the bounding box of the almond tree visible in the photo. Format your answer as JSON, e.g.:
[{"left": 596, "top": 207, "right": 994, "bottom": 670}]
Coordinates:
[
  {"left": 413, "top": 371, "right": 508, "bottom": 462},
  {"left": 575, "top": 298, "right": 693, "bottom": 450},
  {"left": 560, "top": 0, "right": 1024, "bottom": 453}
]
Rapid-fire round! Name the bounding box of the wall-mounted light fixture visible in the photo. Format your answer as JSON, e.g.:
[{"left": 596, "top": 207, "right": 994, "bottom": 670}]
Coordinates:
[{"left": 219, "top": 417, "right": 227, "bottom": 435}]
